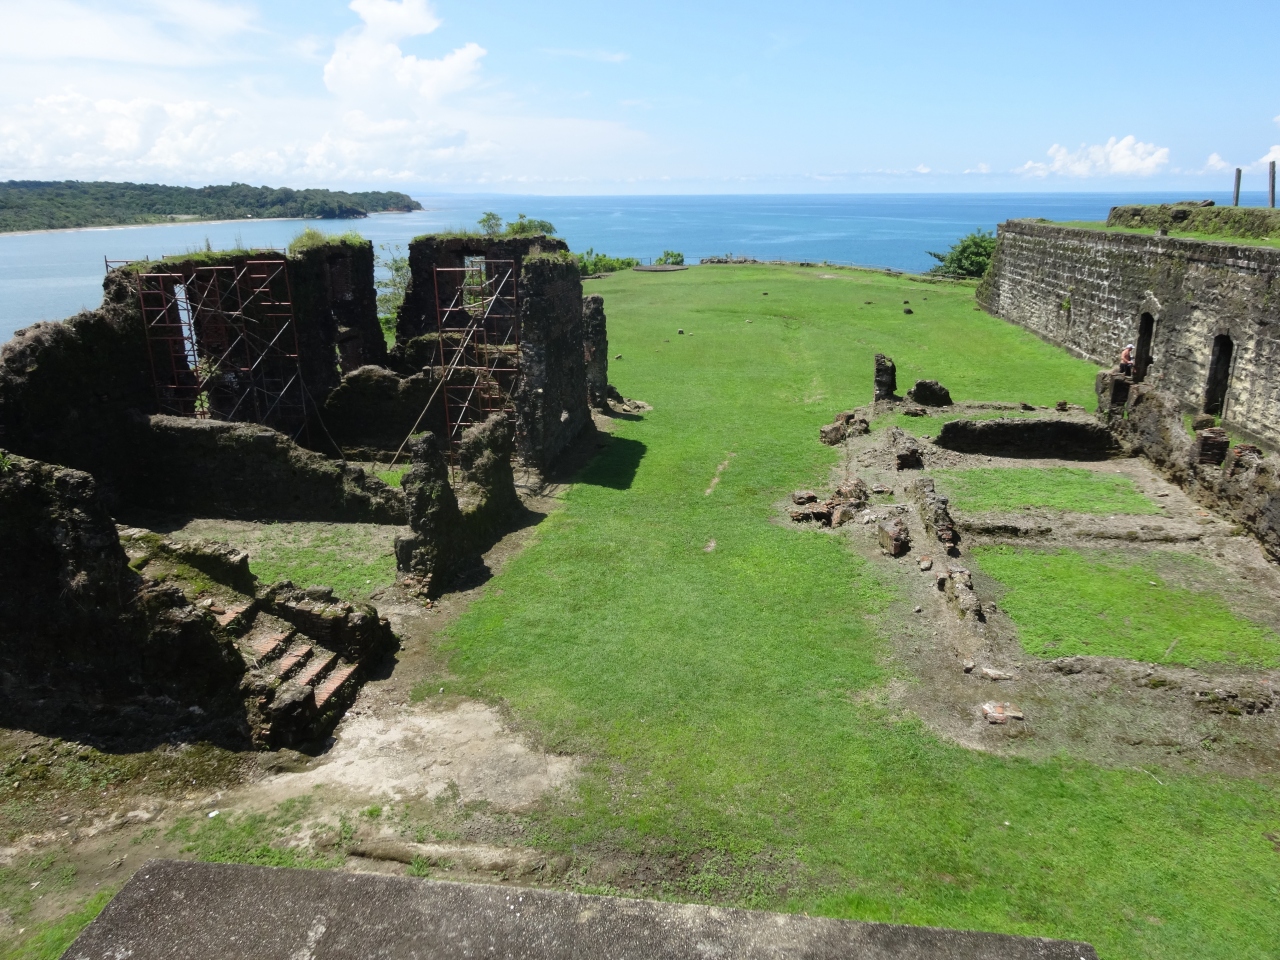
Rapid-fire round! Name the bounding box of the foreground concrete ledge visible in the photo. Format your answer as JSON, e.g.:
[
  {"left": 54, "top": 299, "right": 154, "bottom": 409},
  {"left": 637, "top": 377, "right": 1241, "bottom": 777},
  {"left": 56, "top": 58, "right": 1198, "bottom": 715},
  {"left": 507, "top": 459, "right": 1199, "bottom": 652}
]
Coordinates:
[{"left": 68, "top": 860, "right": 1097, "bottom": 960}]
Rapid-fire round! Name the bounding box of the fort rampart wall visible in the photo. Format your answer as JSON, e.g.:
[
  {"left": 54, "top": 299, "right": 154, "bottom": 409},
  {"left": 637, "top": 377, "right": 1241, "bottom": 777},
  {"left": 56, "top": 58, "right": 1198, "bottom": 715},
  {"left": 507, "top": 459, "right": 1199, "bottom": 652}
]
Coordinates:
[{"left": 978, "top": 220, "right": 1280, "bottom": 448}]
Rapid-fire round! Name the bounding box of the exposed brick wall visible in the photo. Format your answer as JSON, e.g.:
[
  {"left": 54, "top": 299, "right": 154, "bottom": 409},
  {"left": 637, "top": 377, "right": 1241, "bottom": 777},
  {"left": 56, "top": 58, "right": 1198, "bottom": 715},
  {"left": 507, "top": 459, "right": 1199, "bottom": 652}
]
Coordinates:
[{"left": 979, "top": 220, "right": 1280, "bottom": 448}]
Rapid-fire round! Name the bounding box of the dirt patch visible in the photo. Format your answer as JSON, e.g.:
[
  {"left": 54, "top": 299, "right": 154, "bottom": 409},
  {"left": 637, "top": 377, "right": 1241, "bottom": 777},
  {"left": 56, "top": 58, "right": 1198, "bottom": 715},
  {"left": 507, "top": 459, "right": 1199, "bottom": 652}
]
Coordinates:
[{"left": 246, "top": 703, "right": 578, "bottom": 811}]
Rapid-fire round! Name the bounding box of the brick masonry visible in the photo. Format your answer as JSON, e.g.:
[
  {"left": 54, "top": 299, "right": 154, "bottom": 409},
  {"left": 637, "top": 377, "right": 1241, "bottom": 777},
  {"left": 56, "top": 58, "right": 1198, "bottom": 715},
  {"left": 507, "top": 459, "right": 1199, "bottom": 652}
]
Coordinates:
[{"left": 978, "top": 220, "right": 1280, "bottom": 449}]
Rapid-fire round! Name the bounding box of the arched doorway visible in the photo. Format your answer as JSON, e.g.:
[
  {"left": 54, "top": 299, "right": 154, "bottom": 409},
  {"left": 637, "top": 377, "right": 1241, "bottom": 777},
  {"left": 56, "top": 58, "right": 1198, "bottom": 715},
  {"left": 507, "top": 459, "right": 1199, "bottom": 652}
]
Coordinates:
[
  {"left": 1134, "top": 313, "right": 1155, "bottom": 383},
  {"left": 1203, "top": 334, "right": 1234, "bottom": 416}
]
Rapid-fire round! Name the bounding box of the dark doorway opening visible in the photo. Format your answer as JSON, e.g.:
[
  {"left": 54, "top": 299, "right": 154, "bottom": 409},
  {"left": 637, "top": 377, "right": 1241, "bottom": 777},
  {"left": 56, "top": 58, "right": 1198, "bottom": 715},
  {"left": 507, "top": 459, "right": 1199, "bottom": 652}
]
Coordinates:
[
  {"left": 1203, "top": 334, "right": 1234, "bottom": 416},
  {"left": 1134, "top": 313, "right": 1155, "bottom": 383}
]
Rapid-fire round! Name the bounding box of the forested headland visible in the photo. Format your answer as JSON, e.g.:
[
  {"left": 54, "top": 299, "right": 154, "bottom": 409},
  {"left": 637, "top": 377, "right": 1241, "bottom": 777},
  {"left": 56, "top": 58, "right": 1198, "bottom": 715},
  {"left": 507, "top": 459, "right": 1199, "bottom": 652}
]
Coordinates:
[{"left": 0, "top": 181, "right": 422, "bottom": 233}]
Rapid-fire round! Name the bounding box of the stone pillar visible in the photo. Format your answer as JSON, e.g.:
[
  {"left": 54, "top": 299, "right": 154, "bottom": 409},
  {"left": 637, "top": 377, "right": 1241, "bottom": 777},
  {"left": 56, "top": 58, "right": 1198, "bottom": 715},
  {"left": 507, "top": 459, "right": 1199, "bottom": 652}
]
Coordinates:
[
  {"left": 874, "top": 353, "right": 898, "bottom": 401},
  {"left": 582, "top": 295, "right": 609, "bottom": 409},
  {"left": 513, "top": 256, "right": 591, "bottom": 470},
  {"left": 457, "top": 413, "right": 520, "bottom": 535},
  {"left": 394, "top": 432, "right": 469, "bottom": 596}
]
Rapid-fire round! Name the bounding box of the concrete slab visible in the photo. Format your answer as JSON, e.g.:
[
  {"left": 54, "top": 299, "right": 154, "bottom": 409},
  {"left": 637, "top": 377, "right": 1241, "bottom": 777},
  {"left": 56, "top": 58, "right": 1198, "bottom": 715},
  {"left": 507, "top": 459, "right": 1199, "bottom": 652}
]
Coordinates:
[{"left": 67, "top": 859, "right": 1098, "bottom": 960}]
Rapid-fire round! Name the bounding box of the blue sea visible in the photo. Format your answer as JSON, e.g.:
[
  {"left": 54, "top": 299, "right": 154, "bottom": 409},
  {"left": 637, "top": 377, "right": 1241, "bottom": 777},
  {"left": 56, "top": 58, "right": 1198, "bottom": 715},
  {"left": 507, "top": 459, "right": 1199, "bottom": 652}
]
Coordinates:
[{"left": 0, "top": 191, "right": 1257, "bottom": 345}]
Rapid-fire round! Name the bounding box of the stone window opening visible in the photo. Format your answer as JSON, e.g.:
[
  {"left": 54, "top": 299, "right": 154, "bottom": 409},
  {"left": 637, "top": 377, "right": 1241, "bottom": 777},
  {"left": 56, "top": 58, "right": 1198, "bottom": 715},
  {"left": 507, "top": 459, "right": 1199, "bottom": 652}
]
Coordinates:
[
  {"left": 1134, "top": 312, "right": 1155, "bottom": 383},
  {"left": 1203, "top": 334, "right": 1235, "bottom": 417}
]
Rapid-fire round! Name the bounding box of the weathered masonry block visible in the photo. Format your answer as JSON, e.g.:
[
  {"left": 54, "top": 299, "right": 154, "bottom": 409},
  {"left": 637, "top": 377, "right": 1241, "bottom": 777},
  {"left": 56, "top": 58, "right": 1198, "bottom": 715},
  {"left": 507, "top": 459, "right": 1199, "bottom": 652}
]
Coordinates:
[{"left": 978, "top": 220, "right": 1280, "bottom": 449}]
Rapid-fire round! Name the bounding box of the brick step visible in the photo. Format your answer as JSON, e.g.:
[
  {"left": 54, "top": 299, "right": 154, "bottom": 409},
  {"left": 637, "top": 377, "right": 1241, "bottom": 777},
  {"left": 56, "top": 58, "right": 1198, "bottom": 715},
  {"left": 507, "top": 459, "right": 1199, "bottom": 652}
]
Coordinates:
[
  {"left": 238, "top": 612, "right": 297, "bottom": 666},
  {"left": 314, "top": 662, "right": 360, "bottom": 711},
  {"left": 294, "top": 649, "right": 338, "bottom": 689},
  {"left": 274, "top": 643, "right": 313, "bottom": 680}
]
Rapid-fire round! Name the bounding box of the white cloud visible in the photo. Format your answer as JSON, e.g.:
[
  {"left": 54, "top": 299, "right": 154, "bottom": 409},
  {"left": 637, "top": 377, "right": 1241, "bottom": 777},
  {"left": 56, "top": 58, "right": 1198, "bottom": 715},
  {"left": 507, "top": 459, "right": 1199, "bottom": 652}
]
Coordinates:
[
  {"left": 964, "top": 162, "right": 991, "bottom": 174},
  {"left": 914, "top": 164, "right": 930, "bottom": 174},
  {"left": 0, "top": 0, "right": 256, "bottom": 66},
  {"left": 1204, "top": 152, "right": 1229, "bottom": 171},
  {"left": 324, "top": 0, "right": 484, "bottom": 101},
  {"left": 0, "top": 0, "right": 648, "bottom": 187},
  {"left": 1252, "top": 145, "right": 1280, "bottom": 170},
  {"left": 1018, "top": 136, "right": 1170, "bottom": 178}
]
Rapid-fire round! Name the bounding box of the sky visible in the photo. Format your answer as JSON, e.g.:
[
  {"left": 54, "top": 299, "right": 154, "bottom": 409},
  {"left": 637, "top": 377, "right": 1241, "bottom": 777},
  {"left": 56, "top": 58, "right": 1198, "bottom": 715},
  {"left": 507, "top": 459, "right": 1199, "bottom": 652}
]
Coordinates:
[{"left": 0, "top": 0, "right": 1277, "bottom": 195}]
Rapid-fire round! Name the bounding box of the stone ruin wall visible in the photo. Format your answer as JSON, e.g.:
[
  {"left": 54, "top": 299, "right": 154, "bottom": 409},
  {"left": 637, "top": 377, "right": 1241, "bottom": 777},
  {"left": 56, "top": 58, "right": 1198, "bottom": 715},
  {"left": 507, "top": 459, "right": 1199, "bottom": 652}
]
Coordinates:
[
  {"left": 978, "top": 220, "right": 1280, "bottom": 449},
  {"left": 390, "top": 234, "right": 591, "bottom": 470}
]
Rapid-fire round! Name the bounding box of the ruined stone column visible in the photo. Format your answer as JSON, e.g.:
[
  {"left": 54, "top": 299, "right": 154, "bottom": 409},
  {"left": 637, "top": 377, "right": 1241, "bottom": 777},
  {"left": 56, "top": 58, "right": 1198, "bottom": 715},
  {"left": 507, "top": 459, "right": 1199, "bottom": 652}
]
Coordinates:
[
  {"left": 457, "top": 413, "right": 521, "bottom": 537},
  {"left": 394, "top": 432, "right": 469, "bottom": 596},
  {"left": 874, "top": 354, "right": 899, "bottom": 401},
  {"left": 582, "top": 294, "right": 609, "bottom": 409}
]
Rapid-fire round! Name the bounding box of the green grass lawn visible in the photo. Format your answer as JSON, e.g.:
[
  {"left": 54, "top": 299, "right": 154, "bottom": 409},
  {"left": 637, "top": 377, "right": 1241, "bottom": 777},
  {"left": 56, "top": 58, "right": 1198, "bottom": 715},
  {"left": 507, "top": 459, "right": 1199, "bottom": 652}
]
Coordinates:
[
  {"left": 431, "top": 265, "right": 1277, "bottom": 959},
  {"left": 974, "top": 546, "right": 1280, "bottom": 667},
  {"left": 935, "top": 467, "right": 1160, "bottom": 515}
]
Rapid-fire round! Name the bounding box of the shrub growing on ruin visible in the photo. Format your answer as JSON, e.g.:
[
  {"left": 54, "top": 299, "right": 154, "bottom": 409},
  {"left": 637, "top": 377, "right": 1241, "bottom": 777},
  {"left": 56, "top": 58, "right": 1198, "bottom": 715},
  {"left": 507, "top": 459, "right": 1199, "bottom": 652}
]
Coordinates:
[
  {"left": 477, "top": 212, "right": 558, "bottom": 237},
  {"left": 926, "top": 229, "right": 996, "bottom": 278},
  {"left": 655, "top": 250, "right": 685, "bottom": 265},
  {"left": 577, "top": 247, "right": 639, "bottom": 276}
]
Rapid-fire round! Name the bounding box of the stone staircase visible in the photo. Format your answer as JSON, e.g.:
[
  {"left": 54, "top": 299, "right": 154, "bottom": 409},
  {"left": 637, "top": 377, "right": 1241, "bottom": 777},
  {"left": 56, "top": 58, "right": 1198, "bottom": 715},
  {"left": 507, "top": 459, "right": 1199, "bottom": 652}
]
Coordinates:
[
  {"left": 214, "top": 589, "right": 391, "bottom": 749},
  {"left": 120, "top": 532, "right": 397, "bottom": 751},
  {"left": 229, "top": 609, "right": 352, "bottom": 748}
]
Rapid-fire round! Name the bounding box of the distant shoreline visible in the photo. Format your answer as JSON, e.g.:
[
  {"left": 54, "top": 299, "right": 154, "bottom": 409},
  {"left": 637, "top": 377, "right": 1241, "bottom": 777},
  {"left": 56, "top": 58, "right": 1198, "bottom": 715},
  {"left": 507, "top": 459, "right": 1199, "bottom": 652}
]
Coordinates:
[{"left": 0, "top": 211, "right": 415, "bottom": 239}]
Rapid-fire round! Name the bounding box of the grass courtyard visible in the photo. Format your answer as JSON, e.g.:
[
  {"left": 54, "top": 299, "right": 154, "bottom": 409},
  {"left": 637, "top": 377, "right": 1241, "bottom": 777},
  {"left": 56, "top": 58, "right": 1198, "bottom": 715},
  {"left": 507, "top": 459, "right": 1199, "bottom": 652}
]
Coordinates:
[{"left": 431, "top": 265, "right": 1278, "bottom": 959}]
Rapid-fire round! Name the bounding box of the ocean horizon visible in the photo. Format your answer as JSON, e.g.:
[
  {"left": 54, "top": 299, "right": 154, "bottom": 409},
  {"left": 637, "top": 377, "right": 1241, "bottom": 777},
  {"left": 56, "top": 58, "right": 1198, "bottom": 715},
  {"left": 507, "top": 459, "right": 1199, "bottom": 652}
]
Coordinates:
[{"left": 0, "top": 190, "right": 1263, "bottom": 345}]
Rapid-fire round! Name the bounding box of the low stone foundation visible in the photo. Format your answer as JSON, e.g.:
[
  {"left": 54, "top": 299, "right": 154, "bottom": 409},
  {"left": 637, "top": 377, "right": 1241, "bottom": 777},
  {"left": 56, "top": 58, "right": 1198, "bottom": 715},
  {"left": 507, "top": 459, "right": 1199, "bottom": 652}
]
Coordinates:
[
  {"left": 934, "top": 418, "right": 1115, "bottom": 459},
  {"left": 1107, "top": 383, "right": 1280, "bottom": 561}
]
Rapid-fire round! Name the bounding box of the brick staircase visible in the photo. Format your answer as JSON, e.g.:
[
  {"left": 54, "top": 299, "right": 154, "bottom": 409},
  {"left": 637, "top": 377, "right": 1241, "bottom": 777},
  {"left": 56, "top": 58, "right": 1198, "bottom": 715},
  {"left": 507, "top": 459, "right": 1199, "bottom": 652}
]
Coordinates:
[{"left": 226, "top": 603, "right": 369, "bottom": 749}]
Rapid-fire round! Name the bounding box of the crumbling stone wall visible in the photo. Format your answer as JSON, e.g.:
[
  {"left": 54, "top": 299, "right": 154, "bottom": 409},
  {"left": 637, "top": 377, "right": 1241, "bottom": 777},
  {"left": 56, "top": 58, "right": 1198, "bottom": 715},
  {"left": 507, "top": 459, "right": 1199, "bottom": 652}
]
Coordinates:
[
  {"left": 0, "top": 455, "right": 245, "bottom": 737},
  {"left": 978, "top": 220, "right": 1280, "bottom": 448},
  {"left": 583, "top": 295, "right": 609, "bottom": 409},
  {"left": 128, "top": 416, "right": 406, "bottom": 522},
  {"left": 287, "top": 237, "right": 388, "bottom": 381},
  {"left": 514, "top": 254, "right": 592, "bottom": 468},
  {"left": 321, "top": 365, "right": 443, "bottom": 455},
  {"left": 1108, "top": 383, "right": 1280, "bottom": 561},
  {"left": 456, "top": 413, "right": 521, "bottom": 539},
  {"left": 394, "top": 432, "right": 472, "bottom": 596},
  {"left": 393, "top": 234, "right": 569, "bottom": 344},
  {"left": 0, "top": 270, "right": 153, "bottom": 493},
  {"left": 390, "top": 235, "right": 589, "bottom": 469}
]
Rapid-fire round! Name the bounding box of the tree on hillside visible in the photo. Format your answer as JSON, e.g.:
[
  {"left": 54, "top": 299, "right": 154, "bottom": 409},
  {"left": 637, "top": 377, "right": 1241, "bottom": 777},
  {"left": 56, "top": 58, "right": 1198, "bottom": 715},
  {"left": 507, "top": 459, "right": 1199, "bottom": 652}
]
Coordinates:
[
  {"left": 655, "top": 250, "right": 684, "bottom": 265},
  {"left": 478, "top": 211, "right": 504, "bottom": 236},
  {"left": 927, "top": 229, "right": 997, "bottom": 278}
]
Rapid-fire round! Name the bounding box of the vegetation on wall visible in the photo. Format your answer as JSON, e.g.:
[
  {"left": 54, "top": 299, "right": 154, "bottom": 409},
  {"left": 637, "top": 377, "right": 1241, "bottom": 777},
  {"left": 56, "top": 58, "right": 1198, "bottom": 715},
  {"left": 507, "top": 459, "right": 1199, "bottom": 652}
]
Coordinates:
[
  {"left": 478, "top": 211, "right": 558, "bottom": 237},
  {"left": 927, "top": 229, "right": 997, "bottom": 278},
  {"left": 0, "top": 180, "right": 422, "bottom": 233},
  {"left": 576, "top": 247, "right": 639, "bottom": 276}
]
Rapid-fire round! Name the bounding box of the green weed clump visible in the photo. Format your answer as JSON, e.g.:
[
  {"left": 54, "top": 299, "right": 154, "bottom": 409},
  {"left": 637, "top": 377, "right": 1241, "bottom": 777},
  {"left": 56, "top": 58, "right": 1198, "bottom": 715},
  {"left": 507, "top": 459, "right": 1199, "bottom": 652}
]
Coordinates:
[
  {"left": 975, "top": 546, "right": 1280, "bottom": 666},
  {"left": 935, "top": 467, "right": 1159, "bottom": 515},
  {"left": 288, "top": 226, "right": 366, "bottom": 255}
]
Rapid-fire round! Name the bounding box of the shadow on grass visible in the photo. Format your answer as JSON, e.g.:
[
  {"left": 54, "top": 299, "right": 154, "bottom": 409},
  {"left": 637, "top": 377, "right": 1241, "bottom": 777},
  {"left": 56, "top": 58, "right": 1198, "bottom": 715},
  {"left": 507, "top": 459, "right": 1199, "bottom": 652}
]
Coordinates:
[{"left": 575, "top": 435, "right": 647, "bottom": 490}]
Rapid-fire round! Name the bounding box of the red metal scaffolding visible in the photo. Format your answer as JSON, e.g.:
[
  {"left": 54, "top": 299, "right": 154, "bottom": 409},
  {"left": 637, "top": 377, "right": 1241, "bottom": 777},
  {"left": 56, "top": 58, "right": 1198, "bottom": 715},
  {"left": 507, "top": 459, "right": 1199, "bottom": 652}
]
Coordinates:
[
  {"left": 136, "top": 259, "right": 309, "bottom": 438},
  {"left": 433, "top": 258, "right": 520, "bottom": 451}
]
